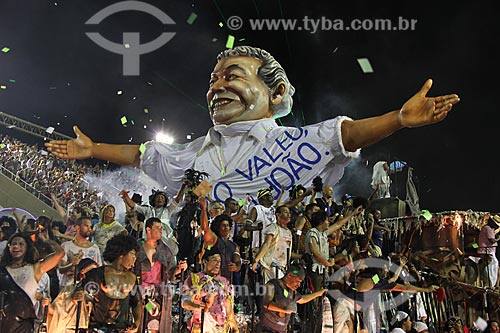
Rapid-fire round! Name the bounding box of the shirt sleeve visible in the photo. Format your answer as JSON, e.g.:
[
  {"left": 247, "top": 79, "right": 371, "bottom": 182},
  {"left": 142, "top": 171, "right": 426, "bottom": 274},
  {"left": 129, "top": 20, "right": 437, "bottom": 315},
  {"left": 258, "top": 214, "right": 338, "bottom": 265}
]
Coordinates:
[
  {"left": 94, "top": 246, "right": 103, "bottom": 266},
  {"left": 485, "top": 226, "right": 495, "bottom": 239},
  {"left": 309, "top": 116, "right": 361, "bottom": 159},
  {"left": 307, "top": 116, "right": 361, "bottom": 187},
  {"left": 181, "top": 274, "right": 194, "bottom": 303},
  {"left": 140, "top": 139, "right": 204, "bottom": 198},
  {"left": 263, "top": 223, "right": 279, "bottom": 237},
  {"left": 61, "top": 242, "right": 68, "bottom": 262},
  {"left": 307, "top": 229, "right": 320, "bottom": 244},
  {"left": 133, "top": 204, "right": 149, "bottom": 215}
]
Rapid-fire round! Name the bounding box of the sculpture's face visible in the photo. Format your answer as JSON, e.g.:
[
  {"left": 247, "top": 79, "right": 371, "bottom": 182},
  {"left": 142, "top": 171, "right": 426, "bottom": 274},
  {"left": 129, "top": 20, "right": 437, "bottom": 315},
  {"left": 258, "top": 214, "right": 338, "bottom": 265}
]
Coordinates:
[{"left": 207, "top": 56, "right": 272, "bottom": 125}]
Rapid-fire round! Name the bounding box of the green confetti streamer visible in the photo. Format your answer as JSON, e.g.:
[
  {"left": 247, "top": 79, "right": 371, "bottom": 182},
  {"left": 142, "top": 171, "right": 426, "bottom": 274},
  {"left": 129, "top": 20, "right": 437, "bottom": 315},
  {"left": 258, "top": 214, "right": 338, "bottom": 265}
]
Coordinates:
[
  {"left": 472, "top": 243, "right": 479, "bottom": 249},
  {"left": 120, "top": 116, "right": 127, "bottom": 124},
  {"left": 0, "top": 86, "right": 6, "bottom": 90},
  {"left": 145, "top": 301, "right": 154, "bottom": 312},
  {"left": 357, "top": 58, "right": 374, "bottom": 73},
  {"left": 283, "top": 289, "right": 289, "bottom": 297},
  {"left": 238, "top": 199, "right": 245, "bottom": 207},
  {"left": 0, "top": 143, "right": 6, "bottom": 148},
  {"left": 9, "top": 79, "right": 15, "bottom": 83},
  {"left": 139, "top": 143, "right": 146, "bottom": 154},
  {"left": 421, "top": 210, "right": 432, "bottom": 221},
  {"left": 371, "top": 274, "right": 380, "bottom": 284},
  {"left": 1, "top": 47, "right": 10, "bottom": 53},
  {"left": 219, "top": 22, "right": 224, "bottom": 27},
  {"left": 186, "top": 12, "right": 198, "bottom": 25},
  {"left": 225, "top": 35, "right": 235, "bottom": 49}
]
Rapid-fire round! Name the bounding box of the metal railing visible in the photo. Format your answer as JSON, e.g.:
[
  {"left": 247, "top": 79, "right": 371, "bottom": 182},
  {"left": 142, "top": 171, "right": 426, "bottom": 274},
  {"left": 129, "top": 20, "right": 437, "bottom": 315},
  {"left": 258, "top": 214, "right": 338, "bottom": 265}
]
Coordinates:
[
  {"left": 0, "top": 111, "right": 72, "bottom": 141},
  {"left": 0, "top": 164, "right": 53, "bottom": 206}
]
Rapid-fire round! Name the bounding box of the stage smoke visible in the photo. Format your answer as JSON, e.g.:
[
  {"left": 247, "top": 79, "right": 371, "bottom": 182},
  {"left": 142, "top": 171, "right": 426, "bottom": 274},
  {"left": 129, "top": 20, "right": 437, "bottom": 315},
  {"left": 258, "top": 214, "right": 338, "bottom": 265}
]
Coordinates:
[{"left": 83, "top": 167, "right": 163, "bottom": 223}]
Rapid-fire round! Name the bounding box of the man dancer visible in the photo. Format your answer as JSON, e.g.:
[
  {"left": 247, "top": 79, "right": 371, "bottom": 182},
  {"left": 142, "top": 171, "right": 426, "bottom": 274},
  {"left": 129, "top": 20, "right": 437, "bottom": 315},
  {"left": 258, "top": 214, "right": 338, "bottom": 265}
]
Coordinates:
[
  {"left": 135, "top": 217, "right": 187, "bottom": 333},
  {"left": 181, "top": 247, "right": 239, "bottom": 333},
  {"left": 58, "top": 215, "right": 102, "bottom": 287}
]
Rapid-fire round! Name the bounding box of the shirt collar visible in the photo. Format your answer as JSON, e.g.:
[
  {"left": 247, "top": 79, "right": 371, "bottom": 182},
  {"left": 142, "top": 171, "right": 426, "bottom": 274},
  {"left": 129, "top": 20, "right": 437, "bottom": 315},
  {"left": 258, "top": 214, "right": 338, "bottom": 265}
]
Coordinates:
[{"left": 199, "top": 118, "right": 279, "bottom": 152}]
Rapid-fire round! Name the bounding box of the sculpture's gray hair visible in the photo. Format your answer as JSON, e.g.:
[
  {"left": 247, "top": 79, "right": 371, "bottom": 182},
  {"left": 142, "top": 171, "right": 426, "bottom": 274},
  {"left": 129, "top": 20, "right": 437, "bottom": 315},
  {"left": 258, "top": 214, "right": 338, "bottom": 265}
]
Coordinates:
[{"left": 217, "top": 46, "right": 295, "bottom": 119}]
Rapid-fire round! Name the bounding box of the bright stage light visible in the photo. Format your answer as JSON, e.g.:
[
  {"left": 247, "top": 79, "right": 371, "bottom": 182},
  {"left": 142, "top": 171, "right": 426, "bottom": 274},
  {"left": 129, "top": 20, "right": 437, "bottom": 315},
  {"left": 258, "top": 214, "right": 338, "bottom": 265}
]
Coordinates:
[{"left": 155, "top": 132, "right": 174, "bottom": 144}]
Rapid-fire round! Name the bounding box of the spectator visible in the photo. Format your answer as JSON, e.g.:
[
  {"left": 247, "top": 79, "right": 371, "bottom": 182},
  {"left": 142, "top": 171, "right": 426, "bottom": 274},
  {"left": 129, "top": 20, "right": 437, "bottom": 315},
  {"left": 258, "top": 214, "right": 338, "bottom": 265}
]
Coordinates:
[
  {"left": 92, "top": 204, "right": 126, "bottom": 257},
  {"left": 391, "top": 311, "right": 412, "bottom": 333},
  {"left": 199, "top": 198, "right": 241, "bottom": 281},
  {"left": 58, "top": 216, "right": 102, "bottom": 287},
  {"left": 0, "top": 215, "right": 17, "bottom": 255},
  {"left": 0, "top": 232, "right": 64, "bottom": 331},
  {"left": 478, "top": 214, "right": 499, "bottom": 288},
  {"left": 258, "top": 264, "right": 327, "bottom": 333},
  {"left": 83, "top": 234, "right": 141, "bottom": 332},
  {"left": 181, "top": 246, "right": 239, "bottom": 333}
]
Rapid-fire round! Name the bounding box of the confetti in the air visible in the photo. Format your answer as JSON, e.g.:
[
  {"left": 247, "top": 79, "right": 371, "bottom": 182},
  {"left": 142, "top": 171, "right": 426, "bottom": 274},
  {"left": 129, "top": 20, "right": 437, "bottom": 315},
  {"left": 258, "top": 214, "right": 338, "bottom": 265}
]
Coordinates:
[
  {"left": 421, "top": 210, "right": 432, "bottom": 221},
  {"left": 124, "top": 43, "right": 130, "bottom": 49},
  {"left": 1, "top": 47, "right": 10, "bottom": 53},
  {"left": 46, "top": 127, "right": 55, "bottom": 134},
  {"left": 144, "top": 108, "right": 149, "bottom": 114},
  {"left": 120, "top": 116, "right": 127, "bottom": 124},
  {"left": 357, "top": 58, "right": 374, "bottom": 73},
  {"left": 186, "top": 12, "right": 198, "bottom": 25},
  {"left": 226, "top": 35, "right": 235, "bottom": 49},
  {"left": 117, "top": 90, "right": 123, "bottom": 95},
  {"left": 9, "top": 79, "right": 15, "bottom": 83},
  {"left": 145, "top": 301, "right": 154, "bottom": 313},
  {"left": 0, "top": 86, "right": 6, "bottom": 90}
]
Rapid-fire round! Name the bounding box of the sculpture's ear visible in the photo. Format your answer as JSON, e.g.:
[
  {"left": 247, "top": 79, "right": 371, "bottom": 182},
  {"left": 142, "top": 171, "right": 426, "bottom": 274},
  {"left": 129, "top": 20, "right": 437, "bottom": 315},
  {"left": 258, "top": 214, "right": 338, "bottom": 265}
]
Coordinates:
[{"left": 270, "top": 82, "right": 286, "bottom": 107}]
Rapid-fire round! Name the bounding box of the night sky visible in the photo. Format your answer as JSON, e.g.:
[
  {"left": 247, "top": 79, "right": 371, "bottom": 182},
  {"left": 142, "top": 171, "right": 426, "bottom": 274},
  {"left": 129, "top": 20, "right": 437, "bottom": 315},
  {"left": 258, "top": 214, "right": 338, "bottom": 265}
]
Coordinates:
[{"left": 0, "top": 0, "right": 497, "bottom": 212}]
